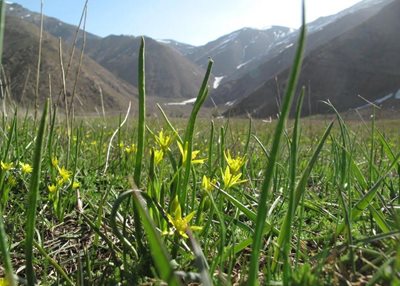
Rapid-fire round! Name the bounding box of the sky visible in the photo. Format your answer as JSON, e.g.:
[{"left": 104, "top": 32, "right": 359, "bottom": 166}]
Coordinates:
[{"left": 11, "top": 0, "right": 363, "bottom": 46}]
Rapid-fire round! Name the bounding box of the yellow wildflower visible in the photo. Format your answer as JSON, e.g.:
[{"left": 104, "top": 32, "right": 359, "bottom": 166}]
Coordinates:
[
  {"left": 125, "top": 144, "right": 136, "bottom": 154},
  {"left": 166, "top": 197, "right": 202, "bottom": 239},
  {"left": 177, "top": 141, "right": 205, "bottom": 165},
  {"left": 119, "top": 142, "right": 125, "bottom": 149},
  {"left": 0, "top": 278, "right": 9, "bottom": 286},
  {"left": 221, "top": 166, "right": 247, "bottom": 190},
  {"left": 58, "top": 167, "right": 72, "bottom": 182},
  {"left": 51, "top": 157, "right": 59, "bottom": 168},
  {"left": 90, "top": 140, "right": 97, "bottom": 146},
  {"left": 56, "top": 178, "right": 64, "bottom": 186},
  {"left": 72, "top": 181, "right": 80, "bottom": 189},
  {"left": 224, "top": 150, "right": 246, "bottom": 174},
  {"left": 1, "top": 161, "right": 13, "bottom": 172},
  {"left": 20, "top": 162, "right": 33, "bottom": 174},
  {"left": 202, "top": 175, "right": 216, "bottom": 193},
  {"left": 48, "top": 184, "right": 57, "bottom": 193},
  {"left": 155, "top": 130, "right": 172, "bottom": 151},
  {"left": 153, "top": 149, "right": 164, "bottom": 165}
]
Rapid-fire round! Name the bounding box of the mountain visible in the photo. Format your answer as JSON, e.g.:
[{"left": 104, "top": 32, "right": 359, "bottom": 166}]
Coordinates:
[
  {"left": 224, "top": 0, "right": 400, "bottom": 117},
  {"left": 3, "top": 15, "right": 137, "bottom": 113},
  {"left": 211, "top": 0, "right": 394, "bottom": 108},
  {"left": 156, "top": 39, "right": 196, "bottom": 56},
  {"left": 6, "top": 2, "right": 99, "bottom": 44},
  {"left": 84, "top": 35, "right": 207, "bottom": 100},
  {"left": 6, "top": 3, "right": 209, "bottom": 102},
  {"left": 184, "top": 26, "right": 294, "bottom": 84}
]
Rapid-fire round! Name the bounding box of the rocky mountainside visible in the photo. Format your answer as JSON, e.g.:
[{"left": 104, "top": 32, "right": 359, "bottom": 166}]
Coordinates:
[
  {"left": 6, "top": 2, "right": 208, "bottom": 104},
  {"left": 4, "top": 0, "right": 399, "bottom": 117},
  {"left": 3, "top": 15, "right": 137, "bottom": 113},
  {"left": 184, "top": 26, "right": 294, "bottom": 80},
  {"left": 84, "top": 35, "right": 207, "bottom": 100},
  {"left": 212, "top": 0, "right": 394, "bottom": 108},
  {"left": 6, "top": 2, "right": 99, "bottom": 44},
  {"left": 225, "top": 0, "right": 400, "bottom": 117}
]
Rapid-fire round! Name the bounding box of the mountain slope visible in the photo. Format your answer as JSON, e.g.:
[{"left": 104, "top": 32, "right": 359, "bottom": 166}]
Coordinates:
[
  {"left": 186, "top": 26, "right": 293, "bottom": 80},
  {"left": 6, "top": 2, "right": 99, "bottom": 44},
  {"left": 3, "top": 16, "right": 137, "bottom": 113},
  {"left": 212, "top": 0, "right": 393, "bottom": 107},
  {"left": 7, "top": 2, "right": 208, "bottom": 102},
  {"left": 84, "top": 35, "right": 208, "bottom": 100},
  {"left": 225, "top": 0, "right": 400, "bottom": 117}
]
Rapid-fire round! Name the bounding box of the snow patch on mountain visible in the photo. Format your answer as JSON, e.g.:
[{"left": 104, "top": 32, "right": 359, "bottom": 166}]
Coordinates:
[
  {"left": 395, "top": 89, "right": 400, "bottom": 99},
  {"left": 236, "top": 59, "right": 252, "bottom": 70},
  {"left": 157, "top": 39, "right": 172, "bottom": 44},
  {"left": 165, "top": 97, "right": 197, "bottom": 106},
  {"left": 213, "top": 76, "right": 224, "bottom": 89}
]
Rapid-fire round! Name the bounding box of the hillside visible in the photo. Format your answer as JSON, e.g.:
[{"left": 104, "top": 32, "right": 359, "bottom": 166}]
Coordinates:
[
  {"left": 84, "top": 35, "right": 208, "bottom": 100},
  {"left": 225, "top": 0, "right": 400, "bottom": 117},
  {"left": 3, "top": 16, "right": 137, "bottom": 114},
  {"left": 212, "top": 0, "right": 393, "bottom": 108}
]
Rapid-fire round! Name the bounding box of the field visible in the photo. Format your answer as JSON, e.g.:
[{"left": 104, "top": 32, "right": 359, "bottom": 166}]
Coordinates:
[
  {"left": 1, "top": 8, "right": 400, "bottom": 286},
  {"left": 1, "top": 92, "right": 399, "bottom": 286}
]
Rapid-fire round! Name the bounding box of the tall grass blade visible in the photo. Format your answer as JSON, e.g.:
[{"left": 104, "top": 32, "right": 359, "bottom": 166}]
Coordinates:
[
  {"left": 180, "top": 60, "right": 213, "bottom": 209},
  {"left": 248, "top": 2, "right": 306, "bottom": 283},
  {"left": 33, "top": 241, "right": 74, "bottom": 286},
  {"left": 0, "top": 206, "right": 16, "bottom": 286},
  {"left": 336, "top": 150, "right": 400, "bottom": 235},
  {"left": 272, "top": 120, "right": 334, "bottom": 271},
  {"left": 25, "top": 100, "right": 48, "bottom": 285},
  {"left": 131, "top": 190, "right": 181, "bottom": 285},
  {"left": 0, "top": 0, "right": 5, "bottom": 66},
  {"left": 282, "top": 87, "right": 305, "bottom": 282},
  {"left": 134, "top": 37, "right": 146, "bottom": 187}
]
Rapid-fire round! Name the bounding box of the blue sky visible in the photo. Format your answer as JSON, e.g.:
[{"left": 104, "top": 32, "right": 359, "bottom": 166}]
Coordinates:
[{"left": 10, "top": 0, "right": 362, "bottom": 46}]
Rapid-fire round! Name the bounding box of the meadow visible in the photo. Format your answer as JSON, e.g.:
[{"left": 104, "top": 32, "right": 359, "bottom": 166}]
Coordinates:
[{"left": 1, "top": 4, "right": 400, "bottom": 286}]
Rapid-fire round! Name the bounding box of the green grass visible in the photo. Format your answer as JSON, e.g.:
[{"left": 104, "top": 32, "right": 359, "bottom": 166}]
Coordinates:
[
  {"left": 1, "top": 3, "right": 400, "bottom": 285},
  {"left": 0, "top": 103, "right": 399, "bottom": 285}
]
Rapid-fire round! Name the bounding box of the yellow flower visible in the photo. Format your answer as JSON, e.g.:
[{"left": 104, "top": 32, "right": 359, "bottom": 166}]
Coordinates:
[
  {"left": 155, "top": 130, "right": 172, "bottom": 150},
  {"left": 90, "top": 140, "right": 97, "bottom": 146},
  {"left": 224, "top": 150, "right": 246, "bottom": 174},
  {"left": 202, "top": 175, "right": 216, "bottom": 193},
  {"left": 56, "top": 178, "right": 64, "bottom": 186},
  {"left": 166, "top": 197, "right": 202, "bottom": 239},
  {"left": 0, "top": 278, "right": 9, "bottom": 286},
  {"left": 72, "top": 181, "right": 80, "bottom": 189},
  {"left": 48, "top": 184, "right": 57, "bottom": 193},
  {"left": 153, "top": 149, "right": 164, "bottom": 165},
  {"left": 1, "top": 161, "right": 13, "bottom": 171},
  {"left": 58, "top": 167, "right": 72, "bottom": 182},
  {"left": 177, "top": 141, "right": 205, "bottom": 165},
  {"left": 119, "top": 142, "right": 125, "bottom": 149},
  {"left": 221, "top": 166, "right": 247, "bottom": 190},
  {"left": 125, "top": 144, "right": 136, "bottom": 154},
  {"left": 51, "top": 157, "right": 59, "bottom": 168},
  {"left": 20, "top": 162, "right": 33, "bottom": 174}
]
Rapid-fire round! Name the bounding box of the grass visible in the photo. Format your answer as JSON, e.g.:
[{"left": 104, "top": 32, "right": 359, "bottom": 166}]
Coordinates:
[
  {"left": 0, "top": 101, "right": 399, "bottom": 285},
  {"left": 1, "top": 2, "right": 400, "bottom": 285}
]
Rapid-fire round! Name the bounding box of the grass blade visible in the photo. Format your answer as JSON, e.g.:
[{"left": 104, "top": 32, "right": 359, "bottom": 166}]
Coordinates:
[
  {"left": 272, "top": 120, "right": 334, "bottom": 271},
  {"left": 131, "top": 190, "right": 181, "bottom": 285},
  {"left": 134, "top": 37, "right": 146, "bottom": 187},
  {"left": 0, "top": 206, "right": 16, "bottom": 286},
  {"left": 180, "top": 60, "right": 213, "bottom": 210},
  {"left": 282, "top": 87, "right": 305, "bottom": 282},
  {"left": 336, "top": 150, "right": 400, "bottom": 235},
  {"left": 25, "top": 100, "right": 48, "bottom": 285},
  {"left": 248, "top": 2, "right": 306, "bottom": 283}
]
